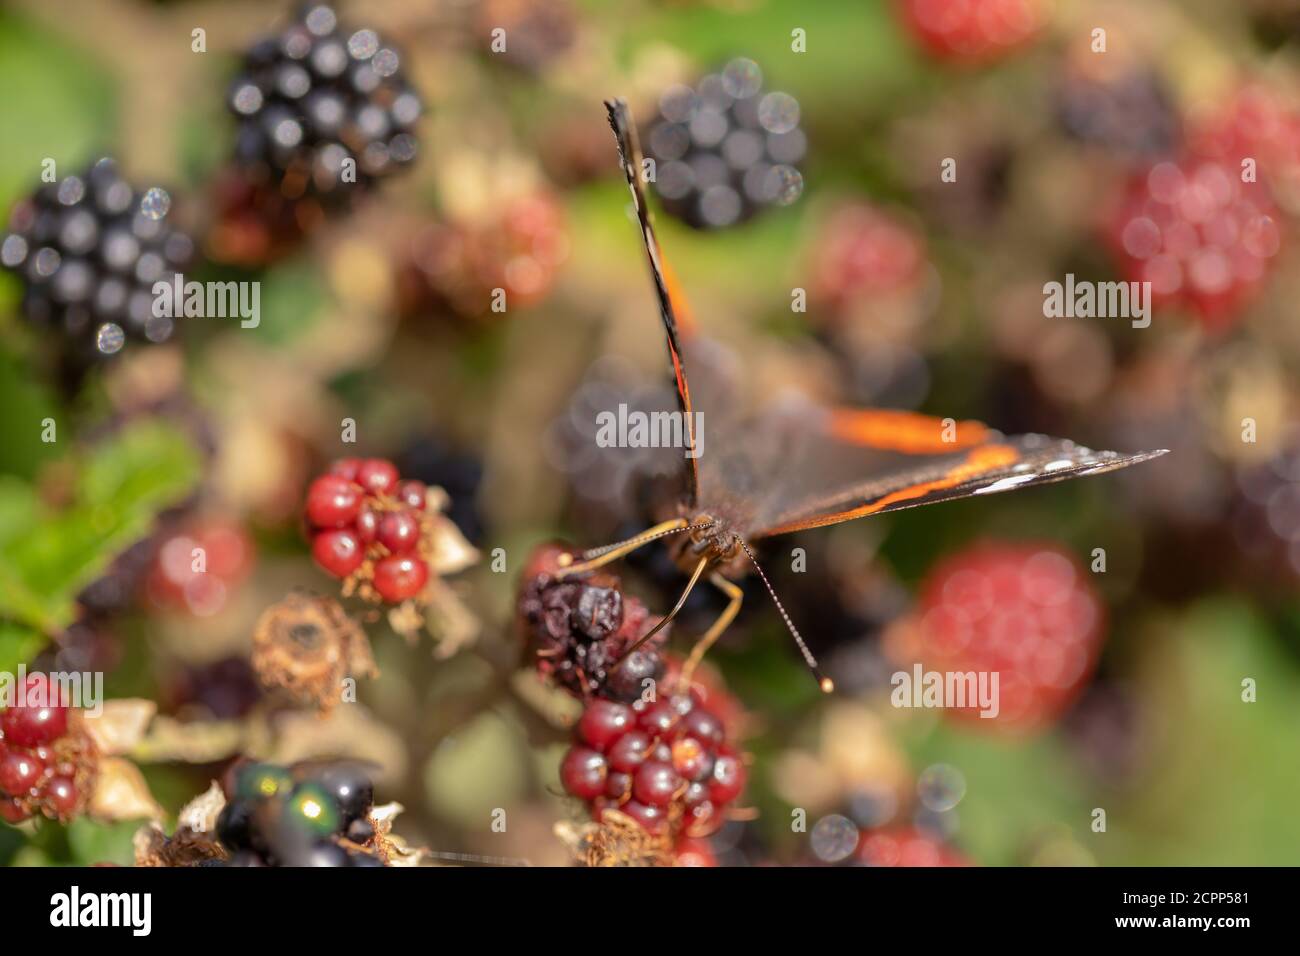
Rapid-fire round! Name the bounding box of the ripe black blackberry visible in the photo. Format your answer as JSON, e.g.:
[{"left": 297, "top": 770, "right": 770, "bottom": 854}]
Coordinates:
[
  {"left": 0, "top": 158, "right": 192, "bottom": 360},
  {"left": 1056, "top": 68, "right": 1179, "bottom": 160},
  {"left": 645, "top": 58, "right": 805, "bottom": 229},
  {"left": 228, "top": 3, "right": 422, "bottom": 202},
  {"left": 397, "top": 432, "right": 486, "bottom": 544}
]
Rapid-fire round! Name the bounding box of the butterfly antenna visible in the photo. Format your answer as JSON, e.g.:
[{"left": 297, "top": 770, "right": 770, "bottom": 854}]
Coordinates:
[
  {"left": 581, "top": 520, "right": 715, "bottom": 561},
  {"left": 613, "top": 556, "right": 710, "bottom": 668},
  {"left": 738, "top": 539, "right": 834, "bottom": 693}
]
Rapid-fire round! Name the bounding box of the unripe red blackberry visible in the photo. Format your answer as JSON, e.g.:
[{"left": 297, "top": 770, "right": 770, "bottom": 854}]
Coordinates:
[
  {"left": 913, "top": 542, "right": 1104, "bottom": 732},
  {"left": 400, "top": 192, "right": 569, "bottom": 321},
  {"left": 1188, "top": 83, "right": 1300, "bottom": 212},
  {"left": 559, "top": 672, "right": 749, "bottom": 841},
  {"left": 0, "top": 674, "right": 69, "bottom": 748},
  {"left": 146, "top": 520, "right": 256, "bottom": 618},
  {"left": 1, "top": 157, "right": 193, "bottom": 359},
  {"left": 810, "top": 202, "right": 928, "bottom": 317},
  {"left": 645, "top": 58, "right": 805, "bottom": 230},
  {"left": 0, "top": 674, "right": 97, "bottom": 822},
  {"left": 857, "top": 825, "right": 968, "bottom": 867},
  {"left": 518, "top": 543, "right": 668, "bottom": 702},
  {"left": 228, "top": 3, "right": 421, "bottom": 203},
  {"left": 1105, "top": 156, "right": 1282, "bottom": 331},
  {"left": 894, "top": 0, "right": 1042, "bottom": 65},
  {"left": 303, "top": 457, "right": 436, "bottom": 605}
]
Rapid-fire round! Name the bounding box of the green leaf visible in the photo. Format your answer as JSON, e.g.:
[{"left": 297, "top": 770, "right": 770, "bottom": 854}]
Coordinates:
[
  {"left": 253, "top": 258, "right": 330, "bottom": 346},
  {"left": 0, "top": 476, "right": 40, "bottom": 547},
  {"left": 0, "top": 10, "right": 117, "bottom": 211},
  {"left": 1103, "top": 600, "right": 1300, "bottom": 865},
  {"left": 0, "top": 620, "right": 47, "bottom": 679},
  {"left": 0, "top": 421, "right": 201, "bottom": 636},
  {"left": 66, "top": 817, "right": 142, "bottom": 867},
  {"left": 898, "top": 721, "right": 1090, "bottom": 866},
  {"left": 0, "top": 346, "right": 62, "bottom": 481}
]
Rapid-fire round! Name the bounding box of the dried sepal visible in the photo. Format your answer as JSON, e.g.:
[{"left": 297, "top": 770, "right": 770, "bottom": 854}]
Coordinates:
[
  {"left": 363, "top": 801, "right": 428, "bottom": 866},
  {"left": 82, "top": 699, "right": 158, "bottom": 756},
  {"left": 370, "top": 800, "right": 404, "bottom": 828},
  {"left": 178, "top": 780, "right": 228, "bottom": 835},
  {"left": 129, "top": 715, "right": 251, "bottom": 764},
  {"left": 381, "top": 836, "right": 430, "bottom": 867},
  {"left": 89, "top": 757, "right": 164, "bottom": 823},
  {"left": 424, "top": 487, "right": 479, "bottom": 575}
]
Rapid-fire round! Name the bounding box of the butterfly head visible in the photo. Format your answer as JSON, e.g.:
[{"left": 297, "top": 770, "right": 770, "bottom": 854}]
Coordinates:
[{"left": 669, "top": 512, "right": 748, "bottom": 578}]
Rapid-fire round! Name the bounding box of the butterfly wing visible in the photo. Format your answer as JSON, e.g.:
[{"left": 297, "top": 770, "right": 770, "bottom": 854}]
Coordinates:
[
  {"left": 605, "top": 98, "right": 701, "bottom": 506},
  {"left": 728, "top": 401, "right": 1167, "bottom": 539}
]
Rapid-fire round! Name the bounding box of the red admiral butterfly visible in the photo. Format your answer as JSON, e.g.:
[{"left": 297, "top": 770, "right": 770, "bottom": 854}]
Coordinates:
[{"left": 555, "top": 99, "right": 1167, "bottom": 693}]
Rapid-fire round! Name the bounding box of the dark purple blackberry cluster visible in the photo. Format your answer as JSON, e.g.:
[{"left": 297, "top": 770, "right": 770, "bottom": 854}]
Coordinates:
[
  {"left": 1055, "top": 69, "right": 1179, "bottom": 160},
  {"left": 518, "top": 543, "right": 668, "bottom": 702},
  {"left": 1233, "top": 434, "right": 1300, "bottom": 579},
  {"left": 228, "top": 3, "right": 422, "bottom": 202},
  {"left": 0, "top": 158, "right": 192, "bottom": 359},
  {"left": 645, "top": 58, "right": 805, "bottom": 229},
  {"left": 476, "top": 0, "right": 576, "bottom": 73},
  {"left": 214, "top": 759, "right": 386, "bottom": 866}
]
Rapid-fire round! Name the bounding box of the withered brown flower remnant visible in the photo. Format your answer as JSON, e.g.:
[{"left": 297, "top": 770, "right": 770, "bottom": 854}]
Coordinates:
[
  {"left": 252, "top": 591, "right": 377, "bottom": 713},
  {"left": 135, "top": 823, "right": 227, "bottom": 868},
  {"left": 518, "top": 542, "right": 668, "bottom": 703},
  {"left": 555, "top": 809, "right": 674, "bottom": 868}
]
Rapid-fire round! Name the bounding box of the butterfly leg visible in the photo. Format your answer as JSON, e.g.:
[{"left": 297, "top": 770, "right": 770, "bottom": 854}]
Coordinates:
[
  {"left": 554, "top": 518, "right": 689, "bottom": 578},
  {"left": 612, "top": 556, "right": 710, "bottom": 667},
  {"left": 680, "top": 574, "right": 743, "bottom": 687}
]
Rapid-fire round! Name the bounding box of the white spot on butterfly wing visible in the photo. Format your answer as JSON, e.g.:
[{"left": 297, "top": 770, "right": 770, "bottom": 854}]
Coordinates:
[{"left": 974, "top": 474, "right": 1040, "bottom": 494}]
